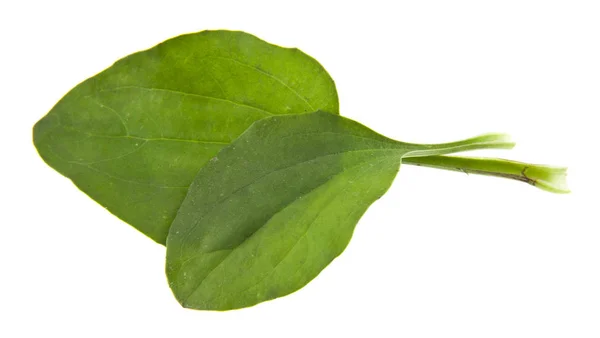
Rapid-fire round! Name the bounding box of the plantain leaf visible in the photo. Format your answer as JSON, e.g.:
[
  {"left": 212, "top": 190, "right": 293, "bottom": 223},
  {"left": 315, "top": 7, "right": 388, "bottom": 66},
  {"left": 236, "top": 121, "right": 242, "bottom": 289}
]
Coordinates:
[
  {"left": 166, "top": 111, "right": 515, "bottom": 310},
  {"left": 33, "top": 30, "right": 338, "bottom": 243}
]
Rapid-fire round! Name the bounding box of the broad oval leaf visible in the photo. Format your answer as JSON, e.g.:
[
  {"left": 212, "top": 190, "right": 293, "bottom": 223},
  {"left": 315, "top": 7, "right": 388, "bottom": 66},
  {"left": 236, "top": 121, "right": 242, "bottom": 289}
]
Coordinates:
[
  {"left": 33, "top": 30, "right": 338, "bottom": 243},
  {"left": 166, "top": 111, "right": 515, "bottom": 310}
]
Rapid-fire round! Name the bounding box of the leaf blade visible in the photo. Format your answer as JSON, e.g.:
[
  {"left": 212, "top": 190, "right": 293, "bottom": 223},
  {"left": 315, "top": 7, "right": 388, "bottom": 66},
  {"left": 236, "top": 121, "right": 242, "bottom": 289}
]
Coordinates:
[
  {"left": 33, "top": 30, "right": 338, "bottom": 243},
  {"left": 166, "top": 111, "right": 514, "bottom": 310}
]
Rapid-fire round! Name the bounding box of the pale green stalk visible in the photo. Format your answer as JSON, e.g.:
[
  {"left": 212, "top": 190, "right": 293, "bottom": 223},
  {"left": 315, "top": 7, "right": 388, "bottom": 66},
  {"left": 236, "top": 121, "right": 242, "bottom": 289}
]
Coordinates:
[{"left": 403, "top": 155, "right": 569, "bottom": 193}]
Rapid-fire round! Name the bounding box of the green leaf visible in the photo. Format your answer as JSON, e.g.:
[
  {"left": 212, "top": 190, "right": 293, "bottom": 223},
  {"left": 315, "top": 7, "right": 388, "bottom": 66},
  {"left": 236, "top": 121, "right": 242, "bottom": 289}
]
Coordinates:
[
  {"left": 166, "top": 111, "right": 515, "bottom": 310},
  {"left": 32, "top": 30, "right": 338, "bottom": 244}
]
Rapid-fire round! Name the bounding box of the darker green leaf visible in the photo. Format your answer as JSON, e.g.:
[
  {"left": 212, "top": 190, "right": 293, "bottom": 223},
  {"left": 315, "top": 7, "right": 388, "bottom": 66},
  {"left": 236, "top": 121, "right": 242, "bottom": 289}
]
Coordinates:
[{"left": 166, "top": 111, "right": 515, "bottom": 310}]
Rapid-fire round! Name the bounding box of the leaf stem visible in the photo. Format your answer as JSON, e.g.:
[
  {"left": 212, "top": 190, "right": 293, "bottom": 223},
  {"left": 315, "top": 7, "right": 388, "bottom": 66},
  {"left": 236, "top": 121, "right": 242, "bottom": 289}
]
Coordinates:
[
  {"left": 402, "top": 155, "right": 570, "bottom": 194},
  {"left": 401, "top": 133, "right": 515, "bottom": 157}
]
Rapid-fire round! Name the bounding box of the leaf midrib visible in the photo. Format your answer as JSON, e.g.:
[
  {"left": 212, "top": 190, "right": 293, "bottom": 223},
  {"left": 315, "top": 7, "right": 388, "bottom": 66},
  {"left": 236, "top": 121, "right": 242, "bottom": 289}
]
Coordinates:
[
  {"left": 176, "top": 148, "right": 402, "bottom": 250},
  {"left": 56, "top": 121, "right": 230, "bottom": 146}
]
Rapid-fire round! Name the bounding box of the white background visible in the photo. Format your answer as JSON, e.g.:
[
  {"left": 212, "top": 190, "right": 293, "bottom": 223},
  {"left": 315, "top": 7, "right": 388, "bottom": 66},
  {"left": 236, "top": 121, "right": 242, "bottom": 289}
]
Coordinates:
[{"left": 1, "top": 1, "right": 599, "bottom": 337}]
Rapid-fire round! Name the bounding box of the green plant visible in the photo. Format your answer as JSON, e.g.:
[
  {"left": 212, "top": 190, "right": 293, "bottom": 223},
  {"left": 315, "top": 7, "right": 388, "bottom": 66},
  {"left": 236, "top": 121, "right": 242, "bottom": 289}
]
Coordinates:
[{"left": 33, "top": 30, "right": 568, "bottom": 311}]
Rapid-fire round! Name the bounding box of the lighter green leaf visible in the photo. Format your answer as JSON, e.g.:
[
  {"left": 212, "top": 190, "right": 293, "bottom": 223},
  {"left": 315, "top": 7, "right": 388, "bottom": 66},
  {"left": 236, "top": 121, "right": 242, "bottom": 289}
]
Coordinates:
[
  {"left": 33, "top": 30, "right": 338, "bottom": 243},
  {"left": 166, "top": 111, "right": 515, "bottom": 310}
]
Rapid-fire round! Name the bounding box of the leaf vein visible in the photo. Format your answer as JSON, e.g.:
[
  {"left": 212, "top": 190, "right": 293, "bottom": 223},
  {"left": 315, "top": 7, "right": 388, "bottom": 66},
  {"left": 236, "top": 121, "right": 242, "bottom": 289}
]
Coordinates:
[
  {"left": 45, "top": 145, "right": 188, "bottom": 189},
  {"left": 97, "top": 86, "right": 275, "bottom": 116},
  {"left": 210, "top": 55, "right": 316, "bottom": 111},
  {"left": 86, "top": 96, "right": 130, "bottom": 135}
]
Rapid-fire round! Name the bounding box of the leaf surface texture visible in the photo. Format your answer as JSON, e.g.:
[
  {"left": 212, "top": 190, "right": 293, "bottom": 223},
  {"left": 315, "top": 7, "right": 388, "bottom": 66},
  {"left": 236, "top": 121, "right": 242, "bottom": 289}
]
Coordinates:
[{"left": 33, "top": 31, "right": 338, "bottom": 243}]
